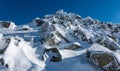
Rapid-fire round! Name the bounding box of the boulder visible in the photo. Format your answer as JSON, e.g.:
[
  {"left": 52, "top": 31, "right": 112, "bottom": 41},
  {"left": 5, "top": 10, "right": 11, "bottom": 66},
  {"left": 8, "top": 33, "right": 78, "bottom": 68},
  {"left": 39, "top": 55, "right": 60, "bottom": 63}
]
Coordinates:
[
  {"left": 86, "top": 44, "right": 120, "bottom": 71},
  {"left": 102, "top": 37, "right": 120, "bottom": 51},
  {"left": 64, "top": 42, "right": 81, "bottom": 50},
  {"left": 30, "top": 17, "right": 44, "bottom": 26},
  {"left": 75, "top": 15, "right": 81, "bottom": 19},
  {"left": 73, "top": 27, "right": 94, "bottom": 43},
  {"left": 42, "top": 48, "right": 62, "bottom": 62},
  {"left": 0, "top": 21, "right": 16, "bottom": 29},
  {"left": 35, "top": 18, "right": 44, "bottom": 26},
  {"left": 22, "top": 25, "right": 32, "bottom": 31},
  {"left": 91, "top": 36, "right": 120, "bottom": 51},
  {"left": 0, "top": 58, "right": 4, "bottom": 65}
]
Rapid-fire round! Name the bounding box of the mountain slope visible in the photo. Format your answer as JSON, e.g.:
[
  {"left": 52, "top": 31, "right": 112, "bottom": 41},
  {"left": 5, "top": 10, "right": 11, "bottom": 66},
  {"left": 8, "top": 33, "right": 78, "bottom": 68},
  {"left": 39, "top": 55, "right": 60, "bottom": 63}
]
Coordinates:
[{"left": 0, "top": 10, "right": 120, "bottom": 71}]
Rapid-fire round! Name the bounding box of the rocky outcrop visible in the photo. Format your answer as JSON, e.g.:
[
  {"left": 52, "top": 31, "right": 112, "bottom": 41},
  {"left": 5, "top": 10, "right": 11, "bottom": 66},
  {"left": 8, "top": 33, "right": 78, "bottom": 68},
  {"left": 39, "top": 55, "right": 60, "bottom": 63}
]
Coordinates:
[
  {"left": 86, "top": 44, "right": 120, "bottom": 71},
  {"left": 0, "top": 21, "right": 16, "bottom": 29},
  {"left": 30, "top": 17, "right": 44, "bottom": 26},
  {"left": 35, "top": 18, "right": 44, "bottom": 26},
  {"left": 42, "top": 48, "right": 62, "bottom": 62},
  {"left": 64, "top": 42, "right": 81, "bottom": 50}
]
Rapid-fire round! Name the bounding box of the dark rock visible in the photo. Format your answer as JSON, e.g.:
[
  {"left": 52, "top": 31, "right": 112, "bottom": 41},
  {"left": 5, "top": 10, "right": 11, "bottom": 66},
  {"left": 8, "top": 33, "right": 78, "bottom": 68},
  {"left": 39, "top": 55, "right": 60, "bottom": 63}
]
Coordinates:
[
  {"left": 6, "top": 38, "right": 11, "bottom": 43},
  {"left": 22, "top": 25, "right": 31, "bottom": 31},
  {"left": 0, "top": 46, "right": 7, "bottom": 54},
  {"left": 35, "top": 19, "right": 44, "bottom": 26},
  {"left": 64, "top": 42, "right": 81, "bottom": 50},
  {"left": 86, "top": 44, "right": 120, "bottom": 71},
  {"left": 86, "top": 51, "right": 120, "bottom": 71},
  {"left": 0, "top": 38, "right": 10, "bottom": 54},
  {"left": 1, "top": 21, "right": 10, "bottom": 28},
  {"left": 5, "top": 64, "right": 9, "bottom": 68},
  {"left": 75, "top": 15, "right": 81, "bottom": 19},
  {"left": 86, "top": 50, "right": 91, "bottom": 58},
  {"left": 0, "top": 58, "right": 4, "bottom": 65},
  {"left": 42, "top": 48, "right": 62, "bottom": 62}
]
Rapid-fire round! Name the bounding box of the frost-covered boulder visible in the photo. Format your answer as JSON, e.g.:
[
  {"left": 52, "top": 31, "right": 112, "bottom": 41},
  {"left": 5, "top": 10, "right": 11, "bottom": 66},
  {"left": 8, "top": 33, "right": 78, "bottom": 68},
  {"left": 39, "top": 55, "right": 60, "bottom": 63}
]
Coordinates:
[
  {"left": 0, "top": 21, "right": 16, "bottom": 29},
  {"left": 91, "top": 36, "right": 120, "bottom": 51},
  {"left": 22, "top": 25, "right": 32, "bottom": 31},
  {"left": 73, "top": 27, "right": 94, "bottom": 43},
  {"left": 86, "top": 44, "right": 120, "bottom": 71},
  {"left": 30, "top": 17, "right": 44, "bottom": 26},
  {"left": 64, "top": 42, "right": 81, "bottom": 50},
  {"left": 42, "top": 48, "right": 62, "bottom": 62},
  {"left": 101, "top": 37, "right": 120, "bottom": 51},
  {"left": 103, "top": 38, "right": 120, "bottom": 50}
]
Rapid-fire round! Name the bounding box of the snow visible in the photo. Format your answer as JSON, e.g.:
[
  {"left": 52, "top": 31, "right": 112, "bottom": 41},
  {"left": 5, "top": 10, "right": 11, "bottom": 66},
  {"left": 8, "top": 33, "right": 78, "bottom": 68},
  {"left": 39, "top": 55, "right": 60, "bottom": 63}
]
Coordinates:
[
  {"left": 60, "top": 49, "right": 86, "bottom": 59},
  {"left": 8, "top": 22, "right": 16, "bottom": 30},
  {"left": 88, "top": 43, "right": 112, "bottom": 53},
  {"left": 0, "top": 38, "right": 45, "bottom": 71},
  {"left": 113, "top": 52, "right": 120, "bottom": 64},
  {"left": 45, "top": 49, "right": 101, "bottom": 71},
  {"left": 3, "top": 38, "right": 31, "bottom": 71},
  {"left": 22, "top": 25, "right": 30, "bottom": 29},
  {"left": 0, "top": 33, "right": 3, "bottom": 40},
  {"left": 0, "top": 38, "right": 8, "bottom": 50}
]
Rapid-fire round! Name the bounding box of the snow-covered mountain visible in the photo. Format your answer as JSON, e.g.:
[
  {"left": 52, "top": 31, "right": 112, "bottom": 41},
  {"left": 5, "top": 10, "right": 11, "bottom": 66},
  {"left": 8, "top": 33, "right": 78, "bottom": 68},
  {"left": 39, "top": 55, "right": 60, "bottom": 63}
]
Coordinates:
[{"left": 0, "top": 10, "right": 120, "bottom": 71}]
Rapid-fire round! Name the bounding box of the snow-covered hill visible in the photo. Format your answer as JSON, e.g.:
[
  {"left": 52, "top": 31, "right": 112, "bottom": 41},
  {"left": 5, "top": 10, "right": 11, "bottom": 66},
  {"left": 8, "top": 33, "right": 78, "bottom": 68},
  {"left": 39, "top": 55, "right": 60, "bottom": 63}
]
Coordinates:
[{"left": 0, "top": 10, "right": 120, "bottom": 71}]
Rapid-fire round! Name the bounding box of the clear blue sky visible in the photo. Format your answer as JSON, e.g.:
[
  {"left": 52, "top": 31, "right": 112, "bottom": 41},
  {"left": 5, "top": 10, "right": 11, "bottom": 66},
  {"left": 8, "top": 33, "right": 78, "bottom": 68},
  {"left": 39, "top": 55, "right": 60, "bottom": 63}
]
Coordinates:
[{"left": 0, "top": 0, "right": 120, "bottom": 24}]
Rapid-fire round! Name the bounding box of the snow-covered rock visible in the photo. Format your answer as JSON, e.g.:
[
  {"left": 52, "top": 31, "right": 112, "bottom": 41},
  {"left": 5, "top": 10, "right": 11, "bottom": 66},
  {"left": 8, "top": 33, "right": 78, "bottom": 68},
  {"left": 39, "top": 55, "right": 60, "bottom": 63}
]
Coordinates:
[
  {"left": 0, "top": 21, "right": 16, "bottom": 29},
  {"left": 42, "top": 48, "right": 62, "bottom": 62},
  {"left": 30, "top": 17, "right": 44, "bottom": 27},
  {"left": 22, "top": 25, "right": 32, "bottom": 31},
  {"left": 61, "top": 42, "right": 81, "bottom": 50},
  {"left": 86, "top": 44, "right": 120, "bottom": 71}
]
